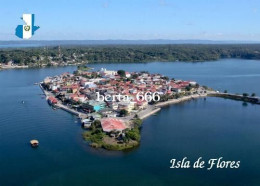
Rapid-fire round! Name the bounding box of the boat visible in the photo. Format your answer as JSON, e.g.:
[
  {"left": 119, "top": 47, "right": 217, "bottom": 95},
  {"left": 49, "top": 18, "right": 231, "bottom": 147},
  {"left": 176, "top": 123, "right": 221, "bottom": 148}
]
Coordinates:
[
  {"left": 30, "top": 140, "right": 39, "bottom": 148},
  {"left": 21, "top": 101, "right": 25, "bottom": 104}
]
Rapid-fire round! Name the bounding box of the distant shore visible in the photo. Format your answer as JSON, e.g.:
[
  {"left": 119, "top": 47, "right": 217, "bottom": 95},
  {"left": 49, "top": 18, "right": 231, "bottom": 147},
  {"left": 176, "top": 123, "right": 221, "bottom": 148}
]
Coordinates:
[{"left": 0, "top": 65, "right": 29, "bottom": 69}]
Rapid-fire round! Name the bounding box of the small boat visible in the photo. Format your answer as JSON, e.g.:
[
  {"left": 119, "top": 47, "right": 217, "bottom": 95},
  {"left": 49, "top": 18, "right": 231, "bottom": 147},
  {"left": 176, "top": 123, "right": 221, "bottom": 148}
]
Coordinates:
[
  {"left": 22, "top": 101, "right": 25, "bottom": 104},
  {"left": 34, "top": 82, "right": 39, "bottom": 85},
  {"left": 30, "top": 140, "right": 39, "bottom": 148}
]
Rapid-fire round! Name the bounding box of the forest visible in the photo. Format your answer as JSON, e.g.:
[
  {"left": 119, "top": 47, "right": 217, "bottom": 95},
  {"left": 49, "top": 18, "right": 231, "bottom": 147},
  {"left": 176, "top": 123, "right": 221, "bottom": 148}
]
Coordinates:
[{"left": 1, "top": 44, "right": 260, "bottom": 66}]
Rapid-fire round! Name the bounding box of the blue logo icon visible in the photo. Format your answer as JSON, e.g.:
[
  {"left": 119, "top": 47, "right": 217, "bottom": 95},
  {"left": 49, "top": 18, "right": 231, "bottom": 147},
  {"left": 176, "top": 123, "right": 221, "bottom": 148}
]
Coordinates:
[{"left": 15, "top": 14, "right": 40, "bottom": 39}]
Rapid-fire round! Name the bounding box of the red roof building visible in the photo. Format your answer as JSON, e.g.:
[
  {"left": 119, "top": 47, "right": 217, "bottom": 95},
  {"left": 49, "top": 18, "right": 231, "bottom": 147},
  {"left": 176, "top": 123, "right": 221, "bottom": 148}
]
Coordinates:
[
  {"left": 101, "top": 118, "right": 127, "bottom": 132},
  {"left": 48, "top": 96, "right": 58, "bottom": 104}
]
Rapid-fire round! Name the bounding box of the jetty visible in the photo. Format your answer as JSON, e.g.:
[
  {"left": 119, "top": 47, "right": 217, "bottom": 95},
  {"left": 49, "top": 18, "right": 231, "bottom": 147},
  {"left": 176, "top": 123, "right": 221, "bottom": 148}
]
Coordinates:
[{"left": 208, "top": 92, "right": 260, "bottom": 104}]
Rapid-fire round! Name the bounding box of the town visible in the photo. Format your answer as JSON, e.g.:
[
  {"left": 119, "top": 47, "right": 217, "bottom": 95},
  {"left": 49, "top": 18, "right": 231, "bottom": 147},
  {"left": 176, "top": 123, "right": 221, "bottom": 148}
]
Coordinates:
[{"left": 41, "top": 67, "right": 208, "bottom": 150}]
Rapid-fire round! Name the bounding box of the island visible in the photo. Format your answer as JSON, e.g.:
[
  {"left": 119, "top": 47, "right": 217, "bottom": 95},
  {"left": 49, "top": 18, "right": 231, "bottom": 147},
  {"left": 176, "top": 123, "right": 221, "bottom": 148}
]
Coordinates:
[
  {"left": 40, "top": 67, "right": 260, "bottom": 151},
  {"left": 40, "top": 67, "right": 213, "bottom": 150}
]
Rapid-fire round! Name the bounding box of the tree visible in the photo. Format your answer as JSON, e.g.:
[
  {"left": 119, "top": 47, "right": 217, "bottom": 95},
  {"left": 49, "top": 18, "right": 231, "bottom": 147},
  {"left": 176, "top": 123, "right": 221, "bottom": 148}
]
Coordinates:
[
  {"left": 117, "top": 70, "right": 126, "bottom": 77},
  {"left": 93, "top": 120, "right": 101, "bottom": 128},
  {"left": 119, "top": 109, "right": 128, "bottom": 117},
  {"left": 125, "top": 128, "right": 140, "bottom": 141},
  {"left": 251, "top": 93, "right": 256, "bottom": 97},
  {"left": 90, "top": 120, "right": 102, "bottom": 131},
  {"left": 161, "top": 76, "right": 169, "bottom": 81},
  {"left": 133, "top": 118, "right": 142, "bottom": 128},
  {"left": 224, "top": 90, "right": 228, "bottom": 93},
  {"left": 243, "top": 93, "right": 249, "bottom": 97},
  {"left": 132, "top": 74, "right": 138, "bottom": 79},
  {"left": 185, "top": 86, "right": 191, "bottom": 91}
]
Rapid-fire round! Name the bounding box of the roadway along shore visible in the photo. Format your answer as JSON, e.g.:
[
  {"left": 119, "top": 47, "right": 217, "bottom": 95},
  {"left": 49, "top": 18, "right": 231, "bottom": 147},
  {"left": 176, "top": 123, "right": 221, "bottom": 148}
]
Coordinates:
[{"left": 137, "top": 93, "right": 208, "bottom": 120}]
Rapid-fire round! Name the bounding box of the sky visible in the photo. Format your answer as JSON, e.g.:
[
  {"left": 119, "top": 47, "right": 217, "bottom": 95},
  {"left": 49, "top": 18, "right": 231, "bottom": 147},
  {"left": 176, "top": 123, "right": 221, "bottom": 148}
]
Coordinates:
[{"left": 0, "top": 0, "right": 260, "bottom": 41}]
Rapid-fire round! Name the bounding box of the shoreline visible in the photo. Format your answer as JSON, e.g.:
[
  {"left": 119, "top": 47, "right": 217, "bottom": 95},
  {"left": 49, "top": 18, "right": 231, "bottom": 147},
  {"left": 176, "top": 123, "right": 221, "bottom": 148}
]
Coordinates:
[
  {"left": 156, "top": 94, "right": 207, "bottom": 107},
  {"left": 137, "top": 94, "right": 207, "bottom": 120},
  {"left": 39, "top": 83, "right": 87, "bottom": 118},
  {"left": 0, "top": 65, "right": 29, "bottom": 69}
]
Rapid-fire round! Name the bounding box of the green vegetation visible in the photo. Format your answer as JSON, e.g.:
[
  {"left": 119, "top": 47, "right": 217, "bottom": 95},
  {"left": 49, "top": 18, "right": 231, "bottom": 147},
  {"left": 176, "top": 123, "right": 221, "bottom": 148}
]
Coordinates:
[
  {"left": 119, "top": 109, "right": 128, "bottom": 117},
  {"left": 243, "top": 93, "right": 249, "bottom": 97},
  {"left": 77, "top": 65, "right": 91, "bottom": 71},
  {"left": 117, "top": 70, "right": 126, "bottom": 77},
  {"left": 82, "top": 120, "right": 104, "bottom": 147},
  {"left": 124, "top": 118, "right": 142, "bottom": 142},
  {"left": 2, "top": 44, "right": 260, "bottom": 66},
  {"left": 82, "top": 118, "right": 143, "bottom": 151},
  {"left": 185, "top": 86, "right": 192, "bottom": 91}
]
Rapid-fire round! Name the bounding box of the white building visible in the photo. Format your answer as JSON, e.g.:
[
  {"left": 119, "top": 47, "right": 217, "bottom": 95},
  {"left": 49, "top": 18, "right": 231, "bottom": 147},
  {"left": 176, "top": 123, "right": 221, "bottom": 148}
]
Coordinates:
[{"left": 100, "top": 68, "right": 117, "bottom": 76}]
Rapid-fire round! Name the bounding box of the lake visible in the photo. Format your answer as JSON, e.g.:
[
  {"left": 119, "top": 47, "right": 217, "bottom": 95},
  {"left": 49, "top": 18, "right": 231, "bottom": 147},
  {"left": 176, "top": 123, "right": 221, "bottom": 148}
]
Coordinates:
[{"left": 0, "top": 59, "right": 260, "bottom": 185}]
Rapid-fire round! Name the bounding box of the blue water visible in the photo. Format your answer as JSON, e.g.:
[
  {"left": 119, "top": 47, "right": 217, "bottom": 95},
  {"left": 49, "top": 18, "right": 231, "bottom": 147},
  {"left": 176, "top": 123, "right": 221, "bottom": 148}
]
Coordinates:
[{"left": 0, "top": 59, "right": 260, "bottom": 185}]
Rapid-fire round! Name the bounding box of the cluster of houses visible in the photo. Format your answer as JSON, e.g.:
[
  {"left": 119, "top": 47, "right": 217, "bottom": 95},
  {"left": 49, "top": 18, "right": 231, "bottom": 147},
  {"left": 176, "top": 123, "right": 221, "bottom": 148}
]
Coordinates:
[{"left": 43, "top": 68, "right": 199, "bottom": 131}]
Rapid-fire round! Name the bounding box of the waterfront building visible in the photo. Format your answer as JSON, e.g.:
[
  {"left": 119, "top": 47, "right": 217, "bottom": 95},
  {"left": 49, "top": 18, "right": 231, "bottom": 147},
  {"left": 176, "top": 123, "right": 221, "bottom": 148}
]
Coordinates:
[
  {"left": 48, "top": 97, "right": 58, "bottom": 105},
  {"left": 101, "top": 118, "right": 126, "bottom": 132}
]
